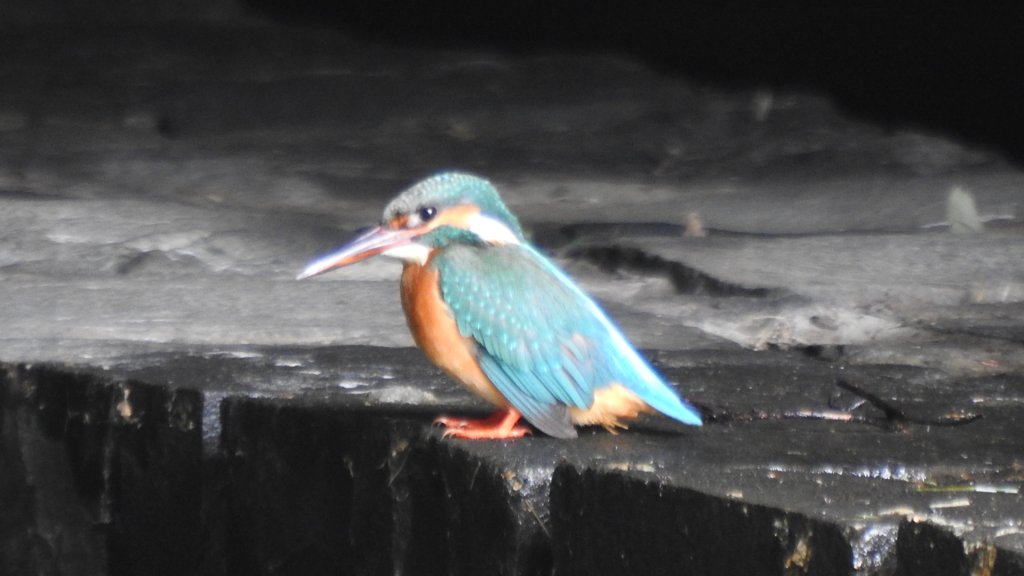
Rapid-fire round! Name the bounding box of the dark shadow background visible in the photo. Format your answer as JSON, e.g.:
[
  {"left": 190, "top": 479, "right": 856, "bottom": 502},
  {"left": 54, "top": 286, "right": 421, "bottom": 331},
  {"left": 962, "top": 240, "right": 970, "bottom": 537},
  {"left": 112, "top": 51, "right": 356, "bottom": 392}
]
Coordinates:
[{"left": 243, "top": 1, "right": 1024, "bottom": 165}]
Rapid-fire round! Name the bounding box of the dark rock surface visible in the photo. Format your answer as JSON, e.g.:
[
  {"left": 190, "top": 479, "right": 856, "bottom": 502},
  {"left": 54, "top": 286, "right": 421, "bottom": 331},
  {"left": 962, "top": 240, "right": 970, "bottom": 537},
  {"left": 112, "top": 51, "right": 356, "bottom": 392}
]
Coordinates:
[
  {"left": 2, "top": 17, "right": 1023, "bottom": 576},
  {"left": 4, "top": 345, "right": 1023, "bottom": 574}
]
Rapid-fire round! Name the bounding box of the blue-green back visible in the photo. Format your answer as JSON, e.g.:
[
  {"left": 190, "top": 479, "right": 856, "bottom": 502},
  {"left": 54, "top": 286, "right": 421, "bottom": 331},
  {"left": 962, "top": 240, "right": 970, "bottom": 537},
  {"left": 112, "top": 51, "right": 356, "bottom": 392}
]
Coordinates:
[{"left": 433, "top": 242, "right": 701, "bottom": 437}]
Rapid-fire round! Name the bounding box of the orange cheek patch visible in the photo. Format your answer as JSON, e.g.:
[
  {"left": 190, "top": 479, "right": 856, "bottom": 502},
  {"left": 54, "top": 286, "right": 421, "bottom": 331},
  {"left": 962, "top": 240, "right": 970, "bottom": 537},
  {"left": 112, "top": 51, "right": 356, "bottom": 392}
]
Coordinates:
[
  {"left": 388, "top": 204, "right": 478, "bottom": 233},
  {"left": 428, "top": 204, "right": 480, "bottom": 231},
  {"left": 387, "top": 215, "right": 409, "bottom": 230}
]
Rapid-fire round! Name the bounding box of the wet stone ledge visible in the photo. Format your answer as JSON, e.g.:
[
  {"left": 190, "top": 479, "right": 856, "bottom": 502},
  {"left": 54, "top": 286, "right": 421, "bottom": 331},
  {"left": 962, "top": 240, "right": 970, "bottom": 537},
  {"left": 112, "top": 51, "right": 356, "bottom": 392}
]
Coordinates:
[{"left": 1, "top": 346, "right": 1023, "bottom": 576}]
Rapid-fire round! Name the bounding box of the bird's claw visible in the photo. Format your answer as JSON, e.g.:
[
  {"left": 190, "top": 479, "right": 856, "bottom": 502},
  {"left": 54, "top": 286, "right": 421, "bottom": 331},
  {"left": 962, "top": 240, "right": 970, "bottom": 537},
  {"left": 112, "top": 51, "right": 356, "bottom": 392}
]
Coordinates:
[
  {"left": 439, "top": 425, "right": 532, "bottom": 440},
  {"left": 433, "top": 415, "right": 470, "bottom": 429},
  {"left": 433, "top": 411, "right": 532, "bottom": 439}
]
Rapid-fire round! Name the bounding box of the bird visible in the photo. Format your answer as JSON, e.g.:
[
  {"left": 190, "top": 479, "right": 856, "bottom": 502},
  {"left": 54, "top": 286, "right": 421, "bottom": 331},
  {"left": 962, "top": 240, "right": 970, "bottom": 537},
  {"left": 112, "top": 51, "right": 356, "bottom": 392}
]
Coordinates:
[{"left": 298, "top": 172, "right": 702, "bottom": 439}]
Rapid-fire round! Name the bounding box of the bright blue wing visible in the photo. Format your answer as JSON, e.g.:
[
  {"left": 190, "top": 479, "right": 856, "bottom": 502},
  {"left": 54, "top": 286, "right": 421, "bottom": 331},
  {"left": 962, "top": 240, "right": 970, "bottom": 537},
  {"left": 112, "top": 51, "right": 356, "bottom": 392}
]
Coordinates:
[{"left": 434, "top": 243, "right": 701, "bottom": 438}]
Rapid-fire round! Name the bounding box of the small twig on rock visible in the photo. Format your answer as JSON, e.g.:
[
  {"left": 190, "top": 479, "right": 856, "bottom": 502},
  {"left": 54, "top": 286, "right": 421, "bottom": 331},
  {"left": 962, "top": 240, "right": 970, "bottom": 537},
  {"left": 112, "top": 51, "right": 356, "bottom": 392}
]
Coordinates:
[
  {"left": 694, "top": 378, "right": 982, "bottom": 430},
  {"left": 836, "top": 378, "right": 982, "bottom": 428}
]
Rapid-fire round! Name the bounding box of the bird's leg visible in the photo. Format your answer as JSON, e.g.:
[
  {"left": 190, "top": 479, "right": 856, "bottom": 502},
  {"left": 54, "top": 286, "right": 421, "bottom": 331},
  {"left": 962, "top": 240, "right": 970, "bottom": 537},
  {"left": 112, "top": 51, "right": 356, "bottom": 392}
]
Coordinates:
[{"left": 435, "top": 407, "right": 532, "bottom": 439}]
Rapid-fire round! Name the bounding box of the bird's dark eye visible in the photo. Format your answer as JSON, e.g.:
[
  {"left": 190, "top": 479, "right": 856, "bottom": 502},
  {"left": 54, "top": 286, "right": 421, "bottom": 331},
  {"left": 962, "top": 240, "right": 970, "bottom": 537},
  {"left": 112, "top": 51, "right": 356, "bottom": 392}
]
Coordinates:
[{"left": 417, "top": 206, "right": 437, "bottom": 222}]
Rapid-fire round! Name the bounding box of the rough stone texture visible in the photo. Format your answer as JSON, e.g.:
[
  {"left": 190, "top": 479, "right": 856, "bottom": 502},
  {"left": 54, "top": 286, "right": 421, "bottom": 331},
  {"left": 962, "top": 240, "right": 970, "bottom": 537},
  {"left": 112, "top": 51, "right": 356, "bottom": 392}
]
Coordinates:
[
  {"left": 1, "top": 365, "right": 205, "bottom": 576},
  {"left": 1, "top": 16, "right": 1023, "bottom": 576},
  {"left": 220, "top": 399, "right": 410, "bottom": 575},
  {"left": 4, "top": 347, "right": 1022, "bottom": 574}
]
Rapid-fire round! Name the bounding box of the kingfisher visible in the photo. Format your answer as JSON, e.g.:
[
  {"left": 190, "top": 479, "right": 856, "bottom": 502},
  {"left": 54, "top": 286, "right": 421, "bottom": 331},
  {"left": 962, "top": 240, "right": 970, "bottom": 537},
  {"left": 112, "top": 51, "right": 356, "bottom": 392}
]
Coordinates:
[{"left": 298, "top": 172, "right": 703, "bottom": 439}]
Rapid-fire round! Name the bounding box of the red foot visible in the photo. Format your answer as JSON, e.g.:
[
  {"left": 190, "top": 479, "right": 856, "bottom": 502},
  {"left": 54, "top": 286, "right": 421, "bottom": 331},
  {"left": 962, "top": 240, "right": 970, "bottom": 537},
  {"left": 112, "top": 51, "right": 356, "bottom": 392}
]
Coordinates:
[{"left": 434, "top": 408, "right": 532, "bottom": 439}]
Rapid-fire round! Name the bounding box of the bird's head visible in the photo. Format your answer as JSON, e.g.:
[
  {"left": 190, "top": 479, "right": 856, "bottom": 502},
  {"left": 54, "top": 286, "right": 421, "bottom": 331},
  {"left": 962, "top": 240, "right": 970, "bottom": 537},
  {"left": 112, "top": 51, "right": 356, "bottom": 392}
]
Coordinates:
[{"left": 298, "top": 172, "right": 525, "bottom": 279}]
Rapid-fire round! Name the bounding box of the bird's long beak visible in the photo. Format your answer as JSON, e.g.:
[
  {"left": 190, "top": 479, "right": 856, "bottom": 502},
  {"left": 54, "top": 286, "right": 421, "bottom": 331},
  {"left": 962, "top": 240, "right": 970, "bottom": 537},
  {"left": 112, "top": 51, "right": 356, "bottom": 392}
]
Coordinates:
[{"left": 296, "top": 226, "right": 417, "bottom": 280}]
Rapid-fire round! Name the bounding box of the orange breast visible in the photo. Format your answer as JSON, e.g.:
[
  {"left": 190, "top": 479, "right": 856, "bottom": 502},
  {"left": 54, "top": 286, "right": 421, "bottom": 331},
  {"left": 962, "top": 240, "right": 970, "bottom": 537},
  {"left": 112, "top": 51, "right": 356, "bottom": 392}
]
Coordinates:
[{"left": 401, "top": 259, "right": 508, "bottom": 408}]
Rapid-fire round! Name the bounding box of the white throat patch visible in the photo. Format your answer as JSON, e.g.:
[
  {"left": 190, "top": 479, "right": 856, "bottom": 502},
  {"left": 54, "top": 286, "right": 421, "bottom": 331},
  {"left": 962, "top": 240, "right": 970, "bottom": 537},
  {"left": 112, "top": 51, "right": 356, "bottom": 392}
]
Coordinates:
[
  {"left": 468, "top": 213, "right": 521, "bottom": 245},
  {"left": 382, "top": 243, "right": 431, "bottom": 265}
]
